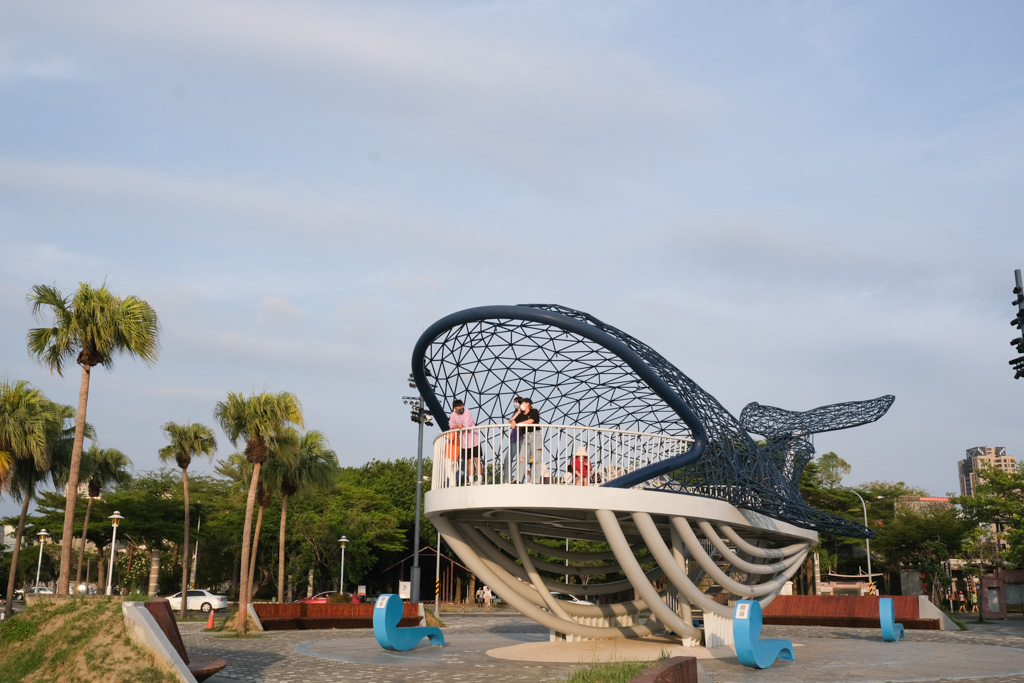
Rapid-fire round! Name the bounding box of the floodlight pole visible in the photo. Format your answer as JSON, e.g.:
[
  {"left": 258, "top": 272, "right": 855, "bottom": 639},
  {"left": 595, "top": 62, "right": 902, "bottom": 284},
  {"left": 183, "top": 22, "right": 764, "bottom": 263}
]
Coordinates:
[
  {"left": 412, "top": 396, "right": 425, "bottom": 604},
  {"left": 406, "top": 373, "right": 433, "bottom": 605}
]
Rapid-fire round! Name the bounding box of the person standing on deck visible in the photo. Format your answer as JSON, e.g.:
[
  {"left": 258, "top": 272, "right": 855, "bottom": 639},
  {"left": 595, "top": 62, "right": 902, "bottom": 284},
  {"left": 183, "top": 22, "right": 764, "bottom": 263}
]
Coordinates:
[{"left": 450, "top": 400, "right": 482, "bottom": 484}]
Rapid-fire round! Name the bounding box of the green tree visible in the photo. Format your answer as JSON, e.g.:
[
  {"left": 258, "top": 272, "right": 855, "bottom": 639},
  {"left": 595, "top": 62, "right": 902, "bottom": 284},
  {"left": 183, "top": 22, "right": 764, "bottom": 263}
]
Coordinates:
[
  {"left": 266, "top": 428, "right": 337, "bottom": 603},
  {"left": 287, "top": 477, "right": 406, "bottom": 595},
  {"left": 955, "top": 465, "right": 1024, "bottom": 571},
  {"left": 26, "top": 282, "right": 159, "bottom": 594},
  {"left": 74, "top": 446, "right": 132, "bottom": 591},
  {"left": 2, "top": 393, "right": 75, "bottom": 619},
  {"left": 814, "top": 452, "right": 851, "bottom": 489},
  {"left": 214, "top": 391, "right": 302, "bottom": 633},
  {"left": 159, "top": 422, "right": 217, "bottom": 617},
  {"left": 872, "top": 505, "right": 971, "bottom": 597}
]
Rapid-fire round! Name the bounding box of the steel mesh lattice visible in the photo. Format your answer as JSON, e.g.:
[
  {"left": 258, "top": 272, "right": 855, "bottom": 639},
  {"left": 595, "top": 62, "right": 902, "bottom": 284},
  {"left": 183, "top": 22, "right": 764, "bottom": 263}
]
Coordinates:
[{"left": 412, "top": 304, "right": 893, "bottom": 539}]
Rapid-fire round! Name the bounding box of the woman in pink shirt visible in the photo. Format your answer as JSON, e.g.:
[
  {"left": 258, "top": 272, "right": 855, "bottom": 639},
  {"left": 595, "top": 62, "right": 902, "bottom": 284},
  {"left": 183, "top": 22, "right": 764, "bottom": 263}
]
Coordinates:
[{"left": 449, "top": 400, "right": 482, "bottom": 485}]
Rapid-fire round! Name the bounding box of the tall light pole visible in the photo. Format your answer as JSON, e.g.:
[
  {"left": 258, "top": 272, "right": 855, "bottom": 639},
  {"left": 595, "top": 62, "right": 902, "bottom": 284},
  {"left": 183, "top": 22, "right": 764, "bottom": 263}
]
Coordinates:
[
  {"left": 106, "top": 511, "right": 124, "bottom": 596},
  {"left": 850, "top": 491, "right": 873, "bottom": 594},
  {"left": 405, "top": 371, "right": 433, "bottom": 604},
  {"left": 34, "top": 529, "right": 50, "bottom": 592},
  {"left": 338, "top": 536, "right": 348, "bottom": 594}
]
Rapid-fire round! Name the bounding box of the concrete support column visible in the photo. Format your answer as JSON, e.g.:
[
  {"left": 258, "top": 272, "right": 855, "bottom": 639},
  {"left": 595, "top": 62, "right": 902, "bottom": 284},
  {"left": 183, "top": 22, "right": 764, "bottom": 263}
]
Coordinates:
[{"left": 148, "top": 550, "right": 161, "bottom": 597}]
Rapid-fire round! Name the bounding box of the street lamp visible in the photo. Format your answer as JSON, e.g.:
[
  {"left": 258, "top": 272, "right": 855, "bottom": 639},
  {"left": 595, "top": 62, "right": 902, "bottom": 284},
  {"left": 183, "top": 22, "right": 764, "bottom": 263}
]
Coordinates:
[
  {"left": 338, "top": 536, "right": 348, "bottom": 595},
  {"left": 405, "top": 370, "right": 434, "bottom": 604},
  {"left": 34, "top": 529, "right": 50, "bottom": 592},
  {"left": 106, "top": 511, "right": 124, "bottom": 596},
  {"left": 850, "top": 492, "right": 874, "bottom": 594}
]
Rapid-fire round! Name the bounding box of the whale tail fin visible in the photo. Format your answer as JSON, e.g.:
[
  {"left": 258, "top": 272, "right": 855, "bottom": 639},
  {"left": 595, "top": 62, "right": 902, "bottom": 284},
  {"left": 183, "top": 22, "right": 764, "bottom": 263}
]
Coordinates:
[{"left": 740, "top": 395, "right": 895, "bottom": 438}]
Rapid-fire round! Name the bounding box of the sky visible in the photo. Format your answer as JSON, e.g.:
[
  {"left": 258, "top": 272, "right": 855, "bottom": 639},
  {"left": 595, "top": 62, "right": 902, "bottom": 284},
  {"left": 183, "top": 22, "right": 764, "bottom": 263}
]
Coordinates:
[{"left": 2, "top": 1, "right": 1023, "bottom": 520}]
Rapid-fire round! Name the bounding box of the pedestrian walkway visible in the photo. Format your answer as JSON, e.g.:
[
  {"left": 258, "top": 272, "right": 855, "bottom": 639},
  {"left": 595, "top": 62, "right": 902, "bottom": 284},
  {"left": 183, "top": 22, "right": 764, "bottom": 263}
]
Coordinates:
[{"left": 181, "top": 611, "right": 1024, "bottom": 682}]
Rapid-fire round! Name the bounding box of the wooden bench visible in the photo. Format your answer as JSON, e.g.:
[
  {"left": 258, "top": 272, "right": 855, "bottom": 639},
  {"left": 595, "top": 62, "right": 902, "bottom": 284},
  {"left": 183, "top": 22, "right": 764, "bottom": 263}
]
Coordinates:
[
  {"left": 144, "top": 599, "right": 226, "bottom": 682},
  {"left": 253, "top": 602, "right": 422, "bottom": 631},
  {"left": 761, "top": 595, "right": 940, "bottom": 630}
]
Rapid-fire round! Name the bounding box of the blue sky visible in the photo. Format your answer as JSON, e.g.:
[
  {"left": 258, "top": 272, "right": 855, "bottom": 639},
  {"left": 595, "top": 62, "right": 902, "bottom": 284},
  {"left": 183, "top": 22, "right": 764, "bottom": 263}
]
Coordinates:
[{"left": 2, "top": 1, "right": 1023, "bottom": 519}]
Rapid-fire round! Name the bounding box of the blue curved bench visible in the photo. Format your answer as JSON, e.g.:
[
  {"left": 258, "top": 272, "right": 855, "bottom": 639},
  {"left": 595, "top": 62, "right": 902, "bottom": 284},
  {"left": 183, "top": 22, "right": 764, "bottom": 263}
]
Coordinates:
[
  {"left": 879, "top": 597, "right": 905, "bottom": 642},
  {"left": 373, "top": 594, "right": 445, "bottom": 651},
  {"left": 733, "top": 600, "right": 794, "bottom": 669}
]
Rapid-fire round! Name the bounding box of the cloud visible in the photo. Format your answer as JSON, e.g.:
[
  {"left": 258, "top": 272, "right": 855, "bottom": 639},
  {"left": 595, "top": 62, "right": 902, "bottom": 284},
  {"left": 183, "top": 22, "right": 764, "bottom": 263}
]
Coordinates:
[
  {"left": 258, "top": 295, "right": 303, "bottom": 326},
  {"left": 0, "top": 40, "right": 79, "bottom": 82},
  {"left": 4, "top": 1, "right": 715, "bottom": 191}
]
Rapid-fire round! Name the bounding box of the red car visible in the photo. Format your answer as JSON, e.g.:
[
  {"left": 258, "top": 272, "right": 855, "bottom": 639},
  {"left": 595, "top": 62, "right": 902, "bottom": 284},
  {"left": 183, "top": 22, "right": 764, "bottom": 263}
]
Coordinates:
[{"left": 296, "top": 591, "right": 338, "bottom": 604}]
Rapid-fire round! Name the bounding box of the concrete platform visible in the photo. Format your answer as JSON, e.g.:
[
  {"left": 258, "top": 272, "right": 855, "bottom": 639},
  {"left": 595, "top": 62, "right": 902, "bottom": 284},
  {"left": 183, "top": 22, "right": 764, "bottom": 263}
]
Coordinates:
[{"left": 185, "top": 611, "right": 1024, "bottom": 683}]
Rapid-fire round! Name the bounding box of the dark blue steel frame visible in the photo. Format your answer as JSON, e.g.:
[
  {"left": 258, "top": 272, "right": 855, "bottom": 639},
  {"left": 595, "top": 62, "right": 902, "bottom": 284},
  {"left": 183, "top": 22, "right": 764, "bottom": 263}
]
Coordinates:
[{"left": 411, "top": 304, "right": 893, "bottom": 538}]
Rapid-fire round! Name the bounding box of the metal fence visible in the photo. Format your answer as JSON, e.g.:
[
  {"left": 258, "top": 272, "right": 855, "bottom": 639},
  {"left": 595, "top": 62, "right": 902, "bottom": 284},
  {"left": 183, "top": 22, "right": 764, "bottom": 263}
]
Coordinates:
[{"left": 430, "top": 424, "right": 693, "bottom": 489}]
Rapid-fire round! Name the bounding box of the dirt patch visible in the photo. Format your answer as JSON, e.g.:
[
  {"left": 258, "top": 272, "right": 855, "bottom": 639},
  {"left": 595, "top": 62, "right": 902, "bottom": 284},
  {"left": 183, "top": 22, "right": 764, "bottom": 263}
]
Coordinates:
[{"left": 0, "top": 598, "right": 176, "bottom": 683}]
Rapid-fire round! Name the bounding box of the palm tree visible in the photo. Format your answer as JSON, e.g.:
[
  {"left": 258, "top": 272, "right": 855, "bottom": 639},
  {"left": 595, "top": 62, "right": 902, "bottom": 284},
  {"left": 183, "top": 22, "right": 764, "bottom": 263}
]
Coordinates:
[
  {"left": 217, "top": 452, "right": 283, "bottom": 603},
  {"left": 267, "top": 428, "right": 337, "bottom": 603},
  {"left": 2, "top": 394, "right": 75, "bottom": 619},
  {"left": 0, "top": 379, "right": 52, "bottom": 489},
  {"left": 214, "top": 453, "right": 251, "bottom": 600},
  {"left": 26, "top": 282, "right": 159, "bottom": 594},
  {"left": 214, "top": 391, "right": 302, "bottom": 634},
  {"left": 246, "top": 482, "right": 273, "bottom": 601},
  {"left": 74, "top": 446, "right": 132, "bottom": 592},
  {"left": 159, "top": 422, "right": 217, "bottom": 617}
]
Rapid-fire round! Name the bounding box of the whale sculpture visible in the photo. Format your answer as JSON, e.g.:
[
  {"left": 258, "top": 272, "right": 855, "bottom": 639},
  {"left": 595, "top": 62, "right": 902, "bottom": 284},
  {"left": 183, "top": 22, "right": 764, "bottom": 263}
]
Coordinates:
[{"left": 411, "top": 304, "right": 894, "bottom": 644}]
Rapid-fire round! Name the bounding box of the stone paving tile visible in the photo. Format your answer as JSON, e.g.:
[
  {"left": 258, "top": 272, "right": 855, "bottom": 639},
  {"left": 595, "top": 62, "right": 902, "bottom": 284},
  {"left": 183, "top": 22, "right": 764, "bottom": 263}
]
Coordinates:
[
  {"left": 180, "top": 612, "right": 1024, "bottom": 683},
  {"left": 182, "top": 613, "right": 578, "bottom": 683}
]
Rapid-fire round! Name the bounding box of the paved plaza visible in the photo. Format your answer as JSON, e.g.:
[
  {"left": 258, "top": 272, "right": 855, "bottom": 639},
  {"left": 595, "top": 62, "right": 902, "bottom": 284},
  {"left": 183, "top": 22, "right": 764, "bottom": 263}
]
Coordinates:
[{"left": 182, "top": 611, "right": 1024, "bottom": 683}]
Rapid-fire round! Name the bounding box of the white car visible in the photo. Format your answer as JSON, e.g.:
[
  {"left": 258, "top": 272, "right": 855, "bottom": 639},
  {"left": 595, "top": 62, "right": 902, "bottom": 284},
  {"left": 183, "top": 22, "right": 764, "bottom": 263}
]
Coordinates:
[
  {"left": 550, "top": 591, "right": 595, "bottom": 605},
  {"left": 165, "top": 589, "right": 228, "bottom": 612}
]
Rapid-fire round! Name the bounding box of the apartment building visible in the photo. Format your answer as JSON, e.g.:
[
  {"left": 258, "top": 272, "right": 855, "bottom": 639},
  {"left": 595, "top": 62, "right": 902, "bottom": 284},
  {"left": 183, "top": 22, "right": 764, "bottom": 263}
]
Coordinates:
[{"left": 958, "top": 446, "right": 1017, "bottom": 496}]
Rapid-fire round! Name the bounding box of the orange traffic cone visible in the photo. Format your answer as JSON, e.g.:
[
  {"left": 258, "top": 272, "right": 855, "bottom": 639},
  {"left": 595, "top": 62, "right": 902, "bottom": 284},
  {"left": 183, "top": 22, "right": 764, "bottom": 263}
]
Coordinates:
[{"left": 206, "top": 610, "right": 216, "bottom": 630}]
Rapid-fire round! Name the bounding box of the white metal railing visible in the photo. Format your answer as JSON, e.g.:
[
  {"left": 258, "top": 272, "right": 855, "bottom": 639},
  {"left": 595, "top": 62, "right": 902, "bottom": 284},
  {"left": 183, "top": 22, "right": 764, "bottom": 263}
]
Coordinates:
[{"left": 430, "top": 424, "right": 694, "bottom": 490}]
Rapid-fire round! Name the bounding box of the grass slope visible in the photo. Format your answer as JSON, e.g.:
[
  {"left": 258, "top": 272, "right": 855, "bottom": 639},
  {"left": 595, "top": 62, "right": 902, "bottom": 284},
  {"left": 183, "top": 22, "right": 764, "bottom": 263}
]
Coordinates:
[{"left": 0, "top": 599, "right": 177, "bottom": 683}]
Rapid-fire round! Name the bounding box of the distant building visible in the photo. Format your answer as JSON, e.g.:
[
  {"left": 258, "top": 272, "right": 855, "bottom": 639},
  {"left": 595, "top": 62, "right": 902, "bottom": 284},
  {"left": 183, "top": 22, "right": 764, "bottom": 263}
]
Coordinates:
[
  {"left": 2, "top": 524, "right": 16, "bottom": 552},
  {"left": 958, "top": 447, "right": 1017, "bottom": 496}
]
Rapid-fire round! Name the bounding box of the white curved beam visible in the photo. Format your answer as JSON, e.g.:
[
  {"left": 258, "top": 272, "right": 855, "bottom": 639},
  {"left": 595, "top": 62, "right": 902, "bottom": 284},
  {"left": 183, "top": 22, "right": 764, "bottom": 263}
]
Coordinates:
[
  {"left": 456, "top": 521, "right": 652, "bottom": 616},
  {"left": 508, "top": 523, "right": 573, "bottom": 620},
  {"left": 718, "top": 524, "right": 810, "bottom": 559},
  {"left": 697, "top": 521, "right": 801, "bottom": 575},
  {"left": 477, "top": 526, "right": 624, "bottom": 576},
  {"left": 596, "top": 509, "right": 701, "bottom": 640},
  {"left": 436, "top": 517, "right": 662, "bottom": 639},
  {"left": 634, "top": 512, "right": 733, "bottom": 618},
  {"left": 670, "top": 516, "right": 787, "bottom": 598},
  {"left": 519, "top": 535, "right": 619, "bottom": 562}
]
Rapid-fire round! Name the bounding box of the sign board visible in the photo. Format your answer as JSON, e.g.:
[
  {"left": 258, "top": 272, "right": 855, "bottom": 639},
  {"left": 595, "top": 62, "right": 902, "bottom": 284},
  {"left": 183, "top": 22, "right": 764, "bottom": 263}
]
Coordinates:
[
  {"left": 357, "top": 585, "right": 366, "bottom": 596},
  {"left": 735, "top": 603, "right": 750, "bottom": 620},
  {"left": 398, "top": 581, "right": 411, "bottom": 600}
]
